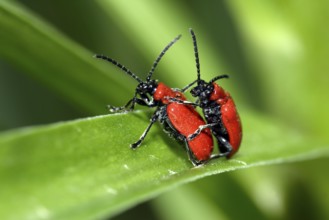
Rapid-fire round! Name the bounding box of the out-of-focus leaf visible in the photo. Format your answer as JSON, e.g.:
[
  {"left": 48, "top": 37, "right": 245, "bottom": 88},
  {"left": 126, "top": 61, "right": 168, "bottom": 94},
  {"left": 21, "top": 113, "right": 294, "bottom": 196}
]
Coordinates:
[
  {"left": 0, "top": 1, "right": 134, "bottom": 114},
  {"left": 227, "top": 0, "right": 329, "bottom": 137}
]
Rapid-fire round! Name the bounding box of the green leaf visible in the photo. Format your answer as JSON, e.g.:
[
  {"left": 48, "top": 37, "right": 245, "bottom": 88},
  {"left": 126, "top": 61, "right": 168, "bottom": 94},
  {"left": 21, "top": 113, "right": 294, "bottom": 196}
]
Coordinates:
[
  {"left": 152, "top": 185, "right": 230, "bottom": 220},
  {"left": 0, "top": 110, "right": 328, "bottom": 220},
  {"left": 0, "top": 1, "right": 134, "bottom": 114},
  {"left": 1, "top": 1, "right": 329, "bottom": 220}
]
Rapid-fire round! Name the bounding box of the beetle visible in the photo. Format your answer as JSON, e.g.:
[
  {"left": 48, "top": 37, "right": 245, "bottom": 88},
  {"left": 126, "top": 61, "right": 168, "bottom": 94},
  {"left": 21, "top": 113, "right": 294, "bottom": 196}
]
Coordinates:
[
  {"left": 94, "top": 34, "right": 214, "bottom": 165},
  {"left": 170, "top": 29, "right": 242, "bottom": 158}
]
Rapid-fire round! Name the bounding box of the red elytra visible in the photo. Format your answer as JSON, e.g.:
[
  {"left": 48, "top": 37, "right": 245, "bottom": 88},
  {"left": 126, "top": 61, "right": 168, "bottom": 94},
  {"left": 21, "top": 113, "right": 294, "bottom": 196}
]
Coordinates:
[
  {"left": 153, "top": 82, "right": 181, "bottom": 104},
  {"left": 166, "top": 102, "right": 214, "bottom": 161},
  {"left": 209, "top": 83, "right": 242, "bottom": 157},
  {"left": 154, "top": 83, "right": 214, "bottom": 161}
]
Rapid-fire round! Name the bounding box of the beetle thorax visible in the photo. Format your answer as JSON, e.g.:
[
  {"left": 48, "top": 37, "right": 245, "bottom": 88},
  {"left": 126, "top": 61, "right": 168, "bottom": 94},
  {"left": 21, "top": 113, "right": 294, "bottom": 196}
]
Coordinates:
[
  {"left": 209, "top": 83, "right": 227, "bottom": 101},
  {"left": 153, "top": 82, "right": 184, "bottom": 103},
  {"left": 191, "top": 80, "right": 214, "bottom": 105}
]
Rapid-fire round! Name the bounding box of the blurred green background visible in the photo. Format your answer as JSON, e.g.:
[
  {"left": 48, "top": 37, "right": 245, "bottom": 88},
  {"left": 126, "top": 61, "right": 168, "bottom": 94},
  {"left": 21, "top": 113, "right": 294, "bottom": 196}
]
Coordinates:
[{"left": 1, "top": 0, "right": 329, "bottom": 219}]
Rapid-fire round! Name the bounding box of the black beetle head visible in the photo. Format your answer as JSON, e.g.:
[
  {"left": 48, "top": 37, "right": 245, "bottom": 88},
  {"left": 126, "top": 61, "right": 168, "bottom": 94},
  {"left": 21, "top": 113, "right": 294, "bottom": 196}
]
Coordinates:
[
  {"left": 136, "top": 79, "right": 158, "bottom": 96},
  {"left": 190, "top": 80, "right": 214, "bottom": 100}
]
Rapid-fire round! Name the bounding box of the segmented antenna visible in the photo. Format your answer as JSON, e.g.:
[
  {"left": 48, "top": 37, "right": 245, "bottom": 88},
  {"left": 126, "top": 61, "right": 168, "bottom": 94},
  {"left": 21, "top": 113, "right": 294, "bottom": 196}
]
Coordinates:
[
  {"left": 146, "top": 34, "right": 182, "bottom": 82},
  {"left": 189, "top": 28, "right": 201, "bottom": 81},
  {"left": 94, "top": 54, "right": 143, "bottom": 83},
  {"left": 210, "top": 74, "right": 229, "bottom": 83}
]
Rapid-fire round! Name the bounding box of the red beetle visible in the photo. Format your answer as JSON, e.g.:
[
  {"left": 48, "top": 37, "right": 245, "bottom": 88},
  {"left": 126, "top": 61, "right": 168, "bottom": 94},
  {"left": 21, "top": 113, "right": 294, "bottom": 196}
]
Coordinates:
[
  {"left": 95, "top": 35, "right": 213, "bottom": 165},
  {"left": 170, "top": 29, "right": 242, "bottom": 158},
  {"left": 189, "top": 75, "right": 242, "bottom": 157}
]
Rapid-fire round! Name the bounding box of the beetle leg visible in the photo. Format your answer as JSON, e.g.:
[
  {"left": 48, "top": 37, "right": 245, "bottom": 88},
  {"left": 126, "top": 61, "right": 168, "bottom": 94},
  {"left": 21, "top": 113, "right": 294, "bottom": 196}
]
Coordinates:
[
  {"left": 210, "top": 136, "right": 232, "bottom": 158},
  {"left": 107, "top": 91, "right": 139, "bottom": 112},
  {"left": 133, "top": 98, "right": 156, "bottom": 107},
  {"left": 187, "top": 123, "right": 217, "bottom": 141},
  {"left": 108, "top": 96, "right": 157, "bottom": 113},
  {"left": 166, "top": 97, "right": 199, "bottom": 106},
  {"left": 180, "top": 80, "right": 198, "bottom": 92},
  {"left": 107, "top": 98, "right": 134, "bottom": 113},
  {"left": 130, "top": 111, "right": 159, "bottom": 149},
  {"left": 182, "top": 138, "right": 203, "bottom": 166},
  {"left": 170, "top": 80, "right": 198, "bottom": 93}
]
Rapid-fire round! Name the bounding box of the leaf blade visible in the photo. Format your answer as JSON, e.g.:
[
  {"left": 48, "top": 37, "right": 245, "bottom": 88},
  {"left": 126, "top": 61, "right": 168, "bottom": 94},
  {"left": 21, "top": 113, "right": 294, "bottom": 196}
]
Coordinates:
[{"left": 0, "top": 110, "right": 328, "bottom": 219}]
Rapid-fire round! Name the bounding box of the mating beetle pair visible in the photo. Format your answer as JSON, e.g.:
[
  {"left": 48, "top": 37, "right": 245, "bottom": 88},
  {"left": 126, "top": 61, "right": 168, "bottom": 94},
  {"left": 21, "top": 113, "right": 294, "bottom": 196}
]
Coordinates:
[{"left": 95, "top": 29, "right": 242, "bottom": 166}]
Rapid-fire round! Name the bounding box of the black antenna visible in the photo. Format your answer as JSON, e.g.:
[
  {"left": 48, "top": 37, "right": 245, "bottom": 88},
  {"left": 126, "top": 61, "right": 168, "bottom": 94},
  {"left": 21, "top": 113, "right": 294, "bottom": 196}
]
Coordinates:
[
  {"left": 94, "top": 54, "right": 143, "bottom": 83},
  {"left": 146, "top": 34, "right": 182, "bottom": 82},
  {"left": 189, "top": 28, "right": 201, "bottom": 81},
  {"left": 210, "top": 74, "right": 229, "bottom": 83}
]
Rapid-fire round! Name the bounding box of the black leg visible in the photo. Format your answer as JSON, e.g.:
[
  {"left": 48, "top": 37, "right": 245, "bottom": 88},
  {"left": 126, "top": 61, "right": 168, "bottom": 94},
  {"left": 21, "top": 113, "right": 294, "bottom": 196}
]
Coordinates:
[
  {"left": 130, "top": 111, "right": 159, "bottom": 149},
  {"left": 187, "top": 123, "right": 217, "bottom": 141},
  {"left": 136, "top": 97, "right": 156, "bottom": 107},
  {"left": 180, "top": 79, "right": 198, "bottom": 92},
  {"left": 107, "top": 91, "right": 139, "bottom": 113},
  {"left": 108, "top": 98, "right": 134, "bottom": 113},
  {"left": 210, "top": 136, "right": 232, "bottom": 159},
  {"left": 182, "top": 138, "right": 202, "bottom": 166},
  {"left": 108, "top": 96, "right": 157, "bottom": 113},
  {"left": 166, "top": 97, "right": 199, "bottom": 107}
]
